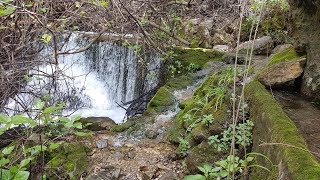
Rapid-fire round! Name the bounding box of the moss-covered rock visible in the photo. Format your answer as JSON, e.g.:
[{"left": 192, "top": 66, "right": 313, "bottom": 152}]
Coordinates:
[
  {"left": 46, "top": 142, "right": 90, "bottom": 180},
  {"left": 165, "top": 75, "right": 194, "bottom": 91},
  {"left": 185, "top": 142, "right": 228, "bottom": 173},
  {"left": 145, "top": 87, "right": 175, "bottom": 114},
  {"left": 173, "top": 47, "right": 225, "bottom": 69},
  {"left": 190, "top": 124, "right": 210, "bottom": 144},
  {"left": 245, "top": 80, "right": 320, "bottom": 180}
]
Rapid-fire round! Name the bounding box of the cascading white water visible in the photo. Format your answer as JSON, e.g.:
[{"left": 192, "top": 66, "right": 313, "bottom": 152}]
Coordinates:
[{"left": 5, "top": 32, "right": 161, "bottom": 123}]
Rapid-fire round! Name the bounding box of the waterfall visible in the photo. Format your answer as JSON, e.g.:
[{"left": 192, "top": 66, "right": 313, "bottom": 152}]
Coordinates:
[{"left": 5, "top": 32, "right": 161, "bottom": 123}]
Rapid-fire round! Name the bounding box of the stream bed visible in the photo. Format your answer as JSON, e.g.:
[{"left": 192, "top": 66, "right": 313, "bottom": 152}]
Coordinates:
[{"left": 274, "top": 91, "right": 320, "bottom": 161}]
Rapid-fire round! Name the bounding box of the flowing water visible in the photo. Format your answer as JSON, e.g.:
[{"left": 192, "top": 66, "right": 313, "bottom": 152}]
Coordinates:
[{"left": 5, "top": 33, "right": 161, "bottom": 123}]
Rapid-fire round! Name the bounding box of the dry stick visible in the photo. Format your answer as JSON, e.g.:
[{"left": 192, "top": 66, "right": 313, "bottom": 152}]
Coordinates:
[
  {"left": 235, "top": 0, "right": 265, "bottom": 156},
  {"left": 229, "top": 0, "right": 247, "bottom": 179}
]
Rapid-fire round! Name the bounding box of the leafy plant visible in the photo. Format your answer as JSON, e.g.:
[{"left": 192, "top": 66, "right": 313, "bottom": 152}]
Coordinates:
[
  {"left": 208, "top": 120, "right": 254, "bottom": 151},
  {"left": 184, "top": 155, "right": 256, "bottom": 180},
  {"left": 201, "top": 114, "right": 214, "bottom": 126},
  {"left": 178, "top": 138, "right": 190, "bottom": 156}
]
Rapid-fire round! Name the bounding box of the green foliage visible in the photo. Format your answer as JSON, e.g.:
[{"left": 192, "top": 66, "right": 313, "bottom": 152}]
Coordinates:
[
  {"left": 0, "top": 0, "right": 16, "bottom": 17},
  {"left": 0, "top": 98, "right": 93, "bottom": 179},
  {"left": 201, "top": 114, "right": 214, "bottom": 127},
  {"left": 122, "top": 41, "right": 142, "bottom": 54},
  {"left": 40, "top": 34, "right": 52, "bottom": 44},
  {"left": 208, "top": 120, "right": 254, "bottom": 151},
  {"left": 184, "top": 155, "right": 256, "bottom": 180},
  {"left": 178, "top": 138, "right": 191, "bottom": 156}
]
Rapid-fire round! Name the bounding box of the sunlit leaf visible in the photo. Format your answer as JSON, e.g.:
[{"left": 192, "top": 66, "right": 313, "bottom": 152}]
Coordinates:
[
  {"left": 40, "top": 34, "right": 51, "bottom": 44},
  {"left": 0, "top": 158, "right": 10, "bottom": 166},
  {"left": 49, "top": 142, "right": 60, "bottom": 150},
  {"left": 19, "top": 157, "right": 34, "bottom": 168},
  {"left": 74, "top": 131, "right": 94, "bottom": 137},
  {"left": 73, "top": 122, "right": 83, "bottom": 129},
  {"left": 14, "top": 170, "right": 30, "bottom": 180},
  {"left": 2, "top": 146, "right": 15, "bottom": 155},
  {"left": 10, "top": 115, "right": 37, "bottom": 127},
  {"left": 183, "top": 174, "right": 206, "bottom": 180},
  {"left": 34, "top": 98, "right": 45, "bottom": 109},
  {"left": 0, "top": 6, "right": 16, "bottom": 17}
]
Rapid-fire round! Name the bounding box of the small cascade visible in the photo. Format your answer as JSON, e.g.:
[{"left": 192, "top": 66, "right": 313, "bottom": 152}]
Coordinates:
[{"left": 5, "top": 32, "right": 161, "bottom": 123}]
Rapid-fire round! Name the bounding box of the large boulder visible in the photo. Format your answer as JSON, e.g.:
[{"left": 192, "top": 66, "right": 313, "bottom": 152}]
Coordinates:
[
  {"left": 238, "top": 36, "right": 273, "bottom": 55},
  {"left": 288, "top": 0, "right": 320, "bottom": 99},
  {"left": 258, "top": 58, "right": 306, "bottom": 87},
  {"left": 80, "top": 117, "right": 116, "bottom": 131}
]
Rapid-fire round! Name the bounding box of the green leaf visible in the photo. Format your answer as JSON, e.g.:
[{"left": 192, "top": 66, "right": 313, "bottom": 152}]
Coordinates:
[
  {"left": 43, "top": 106, "right": 62, "bottom": 114},
  {"left": 10, "top": 115, "right": 37, "bottom": 127},
  {"left": 74, "top": 132, "right": 94, "bottom": 137},
  {"left": 34, "top": 98, "right": 45, "bottom": 109},
  {"left": 40, "top": 34, "right": 51, "bottom": 44},
  {"left": 73, "top": 122, "right": 83, "bottom": 129},
  {"left": 0, "top": 158, "right": 10, "bottom": 167},
  {"left": 0, "top": 114, "right": 10, "bottom": 123},
  {"left": 49, "top": 142, "right": 60, "bottom": 150},
  {"left": 14, "top": 170, "right": 30, "bottom": 180},
  {"left": 183, "top": 174, "right": 206, "bottom": 180},
  {"left": 19, "top": 157, "right": 34, "bottom": 168},
  {"left": 2, "top": 146, "right": 15, "bottom": 155},
  {"left": 0, "top": 6, "right": 16, "bottom": 17},
  {"left": 0, "top": 169, "right": 11, "bottom": 179},
  {"left": 72, "top": 115, "right": 81, "bottom": 121},
  {"left": 59, "top": 117, "right": 70, "bottom": 123}
]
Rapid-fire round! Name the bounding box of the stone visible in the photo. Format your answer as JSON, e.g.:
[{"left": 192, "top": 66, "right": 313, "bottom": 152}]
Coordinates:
[
  {"left": 213, "top": 45, "right": 230, "bottom": 52},
  {"left": 96, "top": 139, "right": 108, "bottom": 149},
  {"left": 272, "top": 44, "right": 294, "bottom": 54},
  {"left": 80, "top": 117, "right": 116, "bottom": 131},
  {"left": 145, "top": 128, "right": 159, "bottom": 139},
  {"left": 238, "top": 36, "right": 273, "bottom": 55},
  {"left": 211, "top": 32, "right": 233, "bottom": 45},
  {"left": 158, "top": 171, "right": 179, "bottom": 180},
  {"left": 191, "top": 125, "right": 210, "bottom": 144},
  {"left": 258, "top": 58, "right": 306, "bottom": 87}
]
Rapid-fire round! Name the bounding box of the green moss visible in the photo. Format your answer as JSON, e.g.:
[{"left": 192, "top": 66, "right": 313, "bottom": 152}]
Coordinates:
[
  {"left": 185, "top": 142, "right": 228, "bottom": 173},
  {"left": 256, "top": 47, "right": 301, "bottom": 78},
  {"left": 146, "top": 86, "right": 175, "bottom": 113},
  {"left": 166, "top": 75, "right": 194, "bottom": 91},
  {"left": 111, "top": 121, "right": 134, "bottom": 132},
  {"left": 245, "top": 80, "right": 320, "bottom": 180},
  {"left": 173, "top": 47, "right": 225, "bottom": 68},
  {"left": 166, "top": 119, "right": 186, "bottom": 144},
  {"left": 47, "top": 142, "right": 90, "bottom": 179},
  {"left": 268, "top": 47, "right": 299, "bottom": 66}
]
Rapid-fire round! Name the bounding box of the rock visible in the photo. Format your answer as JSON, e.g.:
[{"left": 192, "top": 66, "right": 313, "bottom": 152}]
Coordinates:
[
  {"left": 211, "top": 32, "right": 233, "bottom": 45},
  {"left": 213, "top": 45, "right": 230, "bottom": 52},
  {"left": 145, "top": 128, "right": 159, "bottom": 139},
  {"left": 191, "top": 124, "right": 210, "bottom": 144},
  {"left": 223, "top": 54, "right": 246, "bottom": 65},
  {"left": 46, "top": 142, "right": 90, "bottom": 179},
  {"left": 86, "top": 167, "right": 121, "bottom": 180},
  {"left": 80, "top": 117, "right": 116, "bottom": 131},
  {"left": 272, "top": 44, "right": 294, "bottom": 54},
  {"left": 258, "top": 58, "right": 306, "bottom": 87},
  {"left": 96, "top": 139, "right": 108, "bottom": 149},
  {"left": 185, "top": 142, "right": 227, "bottom": 173},
  {"left": 158, "top": 171, "right": 179, "bottom": 180},
  {"left": 238, "top": 36, "right": 273, "bottom": 55}
]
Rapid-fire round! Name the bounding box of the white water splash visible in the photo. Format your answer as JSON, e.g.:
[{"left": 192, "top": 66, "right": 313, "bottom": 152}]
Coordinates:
[{"left": 5, "top": 32, "right": 160, "bottom": 124}]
